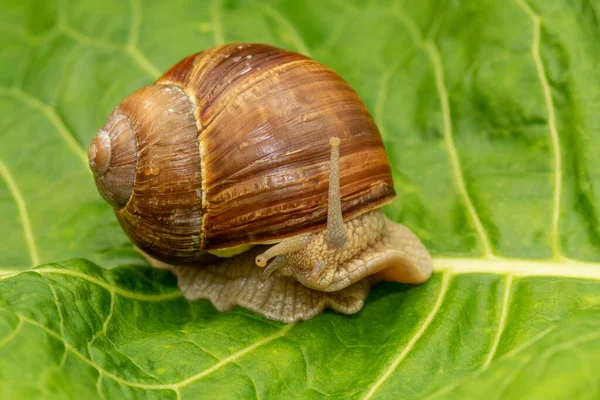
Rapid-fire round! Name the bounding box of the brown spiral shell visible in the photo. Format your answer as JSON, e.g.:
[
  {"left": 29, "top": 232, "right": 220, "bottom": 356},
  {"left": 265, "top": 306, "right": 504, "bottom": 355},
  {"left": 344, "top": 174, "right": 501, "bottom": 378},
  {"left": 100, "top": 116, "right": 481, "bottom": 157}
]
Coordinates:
[{"left": 89, "top": 43, "right": 395, "bottom": 266}]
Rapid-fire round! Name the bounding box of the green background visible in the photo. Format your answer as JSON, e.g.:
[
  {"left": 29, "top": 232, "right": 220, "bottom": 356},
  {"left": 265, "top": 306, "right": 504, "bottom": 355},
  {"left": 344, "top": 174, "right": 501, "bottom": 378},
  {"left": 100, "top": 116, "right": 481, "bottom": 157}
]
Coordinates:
[{"left": 0, "top": 0, "right": 599, "bottom": 398}]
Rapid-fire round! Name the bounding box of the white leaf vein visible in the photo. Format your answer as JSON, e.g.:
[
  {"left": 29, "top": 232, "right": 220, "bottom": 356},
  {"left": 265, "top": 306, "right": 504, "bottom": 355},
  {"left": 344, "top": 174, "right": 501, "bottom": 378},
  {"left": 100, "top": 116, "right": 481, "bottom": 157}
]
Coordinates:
[
  {"left": 423, "top": 325, "right": 556, "bottom": 399},
  {"left": 128, "top": 0, "right": 142, "bottom": 47},
  {"left": 96, "top": 374, "right": 106, "bottom": 400},
  {"left": 375, "top": 63, "right": 401, "bottom": 139},
  {"left": 211, "top": 0, "right": 225, "bottom": 45},
  {"left": 515, "top": 0, "right": 563, "bottom": 257},
  {"left": 395, "top": 9, "right": 494, "bottom": 257},
  {"left": 362, "top": 272, "right": 452, "bottom": 399},
  {"left": 434, "top": 257, "right": 600, "bottom": 280},
  {"left": 31, "top": 267, "right": 182, "bottom": 301},
  {"left": 89, "top": 289, "right": 115, "bottom": 348},
  {"left": 482, "top": 274, "right": 514, "bottom": 369},
  {"left": 49, "top": 44, "right": 86, "bottom": 107},
  {"left": 104, "top": 334, "right": 164, "bottom": 382},
  {"left": 41, "top": 277, "right": 68, "bottom": 365},
  {"left": 0, "top": 87, "right": 88, "bottom": 165},
  {"left": 0, "top": 318, "right": 24, "bottom": 348},
  {"left": 57, "top": 9, "right": 160, "bottom": 79},
  {"left": 126, "top": 0, "right": 160, "bottom": 79},
  {"left": 19, "top": 314, "right": 293, "bottom": 392},
  {"left": 260, "top": 5, "right": 312, "bottom": 57},
  {"left": 0, "top": 158, "right": 40, "bottom": 266}
]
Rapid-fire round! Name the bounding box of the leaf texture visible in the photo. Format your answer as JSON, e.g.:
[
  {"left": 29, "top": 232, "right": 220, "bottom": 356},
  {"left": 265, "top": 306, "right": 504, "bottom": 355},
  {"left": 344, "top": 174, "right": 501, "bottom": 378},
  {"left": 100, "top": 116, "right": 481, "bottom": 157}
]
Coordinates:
[{"left": 0, "top": 0, "right": 599, "bottom": 398}]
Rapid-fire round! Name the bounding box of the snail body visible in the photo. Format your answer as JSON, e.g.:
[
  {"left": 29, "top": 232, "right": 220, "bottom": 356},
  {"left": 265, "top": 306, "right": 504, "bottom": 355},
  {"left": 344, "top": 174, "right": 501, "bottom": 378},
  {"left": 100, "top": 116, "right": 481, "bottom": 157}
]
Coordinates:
[{"left": 89, "top": 43, "right": 433, "bottom": 322}]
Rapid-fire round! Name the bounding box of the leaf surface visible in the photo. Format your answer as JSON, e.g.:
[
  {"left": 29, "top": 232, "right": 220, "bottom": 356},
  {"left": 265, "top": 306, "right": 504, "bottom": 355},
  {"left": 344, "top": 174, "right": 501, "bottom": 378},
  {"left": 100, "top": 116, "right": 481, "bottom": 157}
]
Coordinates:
[{"left": 1, "top": 0, "right": 599, "bottom": 398}]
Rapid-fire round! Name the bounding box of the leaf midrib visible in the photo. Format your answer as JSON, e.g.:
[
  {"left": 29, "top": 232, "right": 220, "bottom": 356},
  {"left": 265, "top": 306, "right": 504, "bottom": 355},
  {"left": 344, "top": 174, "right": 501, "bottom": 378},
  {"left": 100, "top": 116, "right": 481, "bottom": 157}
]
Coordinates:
[
  {"left": 2, "top": 256, "right": 600, "bottom": 285},
  {"left": 435, "top": 257, "right": 600, "bottom": 279}
]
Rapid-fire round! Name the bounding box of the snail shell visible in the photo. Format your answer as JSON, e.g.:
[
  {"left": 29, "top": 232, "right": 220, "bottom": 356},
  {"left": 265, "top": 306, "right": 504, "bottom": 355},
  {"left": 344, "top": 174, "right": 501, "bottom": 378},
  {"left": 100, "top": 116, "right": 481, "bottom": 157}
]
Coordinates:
[{"left": 89, "top": 43, "right": 433, "bottom": 322}]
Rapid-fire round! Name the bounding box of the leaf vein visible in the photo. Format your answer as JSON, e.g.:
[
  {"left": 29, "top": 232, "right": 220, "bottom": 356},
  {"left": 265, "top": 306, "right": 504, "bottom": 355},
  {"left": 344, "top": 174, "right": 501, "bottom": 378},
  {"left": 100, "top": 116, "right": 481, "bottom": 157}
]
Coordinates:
[
  {"left": 59, "top": 21, "right": 160, "bottom": 79},
  {"left": 32, "top": 267, "right": 182, "bottom": 301},
  {"left": 173, "top": 323, "right": 294, "bottom": 388},
  {"left": 20, "top": 316, "right": 175, "bottom": 390},
  {"left": 260, "top": 5, "right": 312, "bottom": 57},
  {"left": 49, "top": 44, "right": 86, "bottom": 107},
  {"left": 0, "top": 87, "right": 88, "bottom": 165},
  {"left": 128, "top": 0, "right": 142, "bottom": 46},
  {"left": 211, "top": 0, "right": 225, "bottom": 45},
  {"left": 482, "top": 274, "right": 514, "bottom": 369},
  {"left": 319, "top": 4, "right": 359, "bottom": 52},
  {"left": 395, "top": 9, "right": 493, "bottom": 257},
  {"left": 41, "top": 277, "right": 68, "bottom": 365},
  {"left": 22, "top": 314, "right": 293, "bottom": 390},
  {"left": 61, "top": 26, "right": 122, "bottom": 50},
  {"left": 0, "top": 318, "right": 24, "bottom": 349},
  {"left": 362, "top": 272, "right": 452, "bottom": 399},
  {"left": 424, "top": 325, "right": 557, "bottom": 399},
  {"left": 515, "top": 0, "right": 562, "bottom": 257},
  {"left": 126, "top": 46, "right": 161, "bottom": 79},
  {"left": 434, "top": 257, "right": 600, "bottom": 279},
  {"left": 89, "top": 289, "right": 115, "bottom": 349},
  {"left": 374, "top": 63, "right": 400, "bottom": 139},
  {"left": 0, "top": 158, "right": 40, "bottom": 266},
  {"left": 96, "top": 374, "right": 105, "bottom": 400},
  {"left": 424, "top": 41, "right": 494, "bottom": 257},
  {"left": 126, "top": 0, "right": 160, "bottom": 79},
  {"left": 104, "top": 334, "right": 165, "bottom": 382}
]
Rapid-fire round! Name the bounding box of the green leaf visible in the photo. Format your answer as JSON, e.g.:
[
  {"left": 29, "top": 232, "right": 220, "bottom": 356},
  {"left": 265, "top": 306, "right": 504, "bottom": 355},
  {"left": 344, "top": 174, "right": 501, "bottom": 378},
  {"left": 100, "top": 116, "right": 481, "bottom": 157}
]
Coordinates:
[{"left": 0, "top": 0, "right": 599, "bottom": 398}]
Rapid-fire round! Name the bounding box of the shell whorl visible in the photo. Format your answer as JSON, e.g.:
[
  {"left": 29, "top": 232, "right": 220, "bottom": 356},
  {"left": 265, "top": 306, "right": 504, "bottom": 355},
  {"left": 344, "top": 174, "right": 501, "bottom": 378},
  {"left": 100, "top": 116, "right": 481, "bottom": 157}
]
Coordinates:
[
  {"left": 158, "top": 43, "right": 396, "bottom": 251},
  {"left": 88, "top": 111, "right": 136, "bottom": 209},
  {"left": 88, "top": 129, "right": 110, "bottom": 176},
  {"left": 89, "top": 84, "right": 208, "bottom": 265},
  {"left": 90, "top": 43, "right": 396, "bottom": 265}
]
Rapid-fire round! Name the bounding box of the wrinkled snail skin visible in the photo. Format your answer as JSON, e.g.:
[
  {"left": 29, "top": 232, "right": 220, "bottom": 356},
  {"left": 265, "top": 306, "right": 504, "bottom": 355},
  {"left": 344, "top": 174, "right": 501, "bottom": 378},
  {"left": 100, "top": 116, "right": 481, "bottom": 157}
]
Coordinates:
[{"left": 89, "top": 43, "right": 433, "bottom": 322}]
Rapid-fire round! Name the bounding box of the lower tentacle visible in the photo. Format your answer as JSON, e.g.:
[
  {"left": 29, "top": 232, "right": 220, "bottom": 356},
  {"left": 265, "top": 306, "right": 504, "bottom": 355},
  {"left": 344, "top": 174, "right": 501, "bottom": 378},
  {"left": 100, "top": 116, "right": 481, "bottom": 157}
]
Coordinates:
[
  {"left": 171, "top": 246, "right": 371, "bottom": 323},
  {"left": 136, "top": 209, "right": 432, "bottom": 322}
]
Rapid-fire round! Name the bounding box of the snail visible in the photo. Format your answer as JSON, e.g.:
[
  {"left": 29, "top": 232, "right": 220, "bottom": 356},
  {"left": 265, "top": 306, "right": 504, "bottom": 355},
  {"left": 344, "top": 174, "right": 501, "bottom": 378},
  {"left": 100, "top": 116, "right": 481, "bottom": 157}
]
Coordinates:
[{"left": 88, "top": 43, "right": 433, "bottom": 322}]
